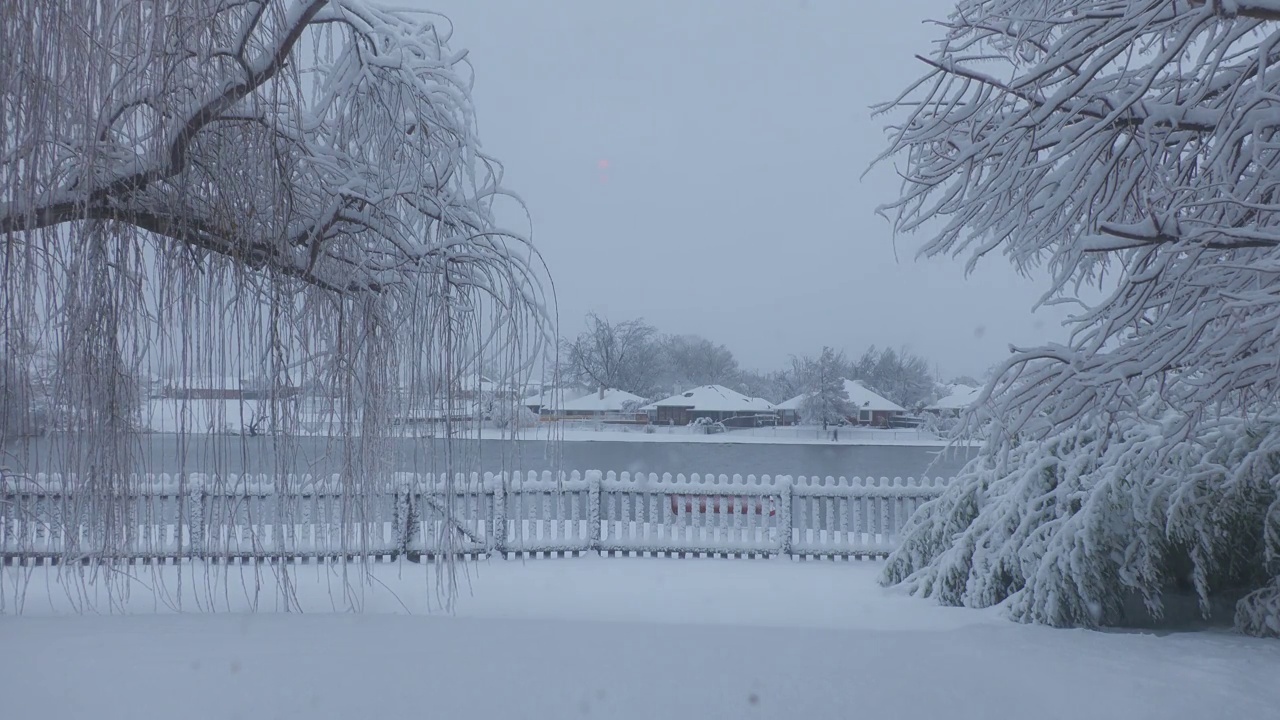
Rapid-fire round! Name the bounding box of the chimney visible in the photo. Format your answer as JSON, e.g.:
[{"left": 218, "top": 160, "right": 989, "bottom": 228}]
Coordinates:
[{"left": 599, "top": 386, "right": 605, "bottom": 399}]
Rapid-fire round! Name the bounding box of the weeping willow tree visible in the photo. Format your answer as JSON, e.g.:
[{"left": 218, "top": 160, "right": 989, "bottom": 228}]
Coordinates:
[
  {"left": 0, "top": 1, "right": 552, "bottom": 610},
  {"left": 875, "top": 0, "right": 1280, "bottom": 636}
]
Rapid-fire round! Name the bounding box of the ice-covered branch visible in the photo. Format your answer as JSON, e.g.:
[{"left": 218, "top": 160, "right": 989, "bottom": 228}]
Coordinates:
[
  {"left": 875, "top": 0, "right": 1280, "bottom": 635},
  {"left": 0, "top": 0, "right": 553, "bottom": 608}
]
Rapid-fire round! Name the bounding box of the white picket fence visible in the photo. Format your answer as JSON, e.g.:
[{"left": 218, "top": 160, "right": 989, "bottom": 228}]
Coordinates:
[{"left": 1, "top": 471, "right": 946, "bottom": 563}]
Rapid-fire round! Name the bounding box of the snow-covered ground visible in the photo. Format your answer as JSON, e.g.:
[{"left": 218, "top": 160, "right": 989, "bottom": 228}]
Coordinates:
[{"left": 2, "top": 558, "right": 1276, "bottom": 719}]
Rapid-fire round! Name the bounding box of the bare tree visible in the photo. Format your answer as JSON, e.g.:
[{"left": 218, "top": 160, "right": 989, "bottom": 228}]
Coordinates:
[
  {"left": 875, "top": 0, "right": 1280, "bottom": 635},
  {"left": 1, "top": 1, "right": 550, "bottom": 608},
  {"left": 658, "top": 334, "right": 740, "bottom": 389},
  {"left": 851, "top": 346, "right": 935, "bottom": 410},
  {"left": 560, "top": 314, "right": 661, "bottom": 397},
  {"left": 736, "top": 368, "right": 802, "bottom": 405}
]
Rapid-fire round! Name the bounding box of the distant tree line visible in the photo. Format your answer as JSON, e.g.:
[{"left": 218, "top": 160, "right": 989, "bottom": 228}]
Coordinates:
[{"left": 556, "top": 313, "right": 952, "bottom": 409}]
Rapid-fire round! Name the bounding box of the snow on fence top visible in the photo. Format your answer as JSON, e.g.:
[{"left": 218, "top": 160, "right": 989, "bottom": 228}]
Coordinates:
[
  {"left": 1, "top": 470, "right": 946, "bottom": 561},
  {"left": 1, "top": 471, "right": 947, "bottom": 497}
]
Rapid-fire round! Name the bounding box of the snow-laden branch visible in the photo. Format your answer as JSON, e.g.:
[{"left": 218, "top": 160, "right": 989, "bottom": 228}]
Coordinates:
[
  {"left": 875, "top": 0, "right": 1280, "bottom": 635},
  {"left": 1, "top": 0, "right": 551, "bottom": 324},
  {"left": 0, "top": 1, "right": 553, "bottom": 607},
  {"left": 875, "top": 0, "right": 1280, "bottom": 437}
]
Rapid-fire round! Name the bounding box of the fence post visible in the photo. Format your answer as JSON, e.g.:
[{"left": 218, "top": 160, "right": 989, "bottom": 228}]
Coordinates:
[
  {"left": 587, "top": 470, "right": 601, "bottom": 553},
  {"left": 491, "top": 473, "right": 506, "bottom": 557},
  {"left": 186, "top": 473, "right": 205, "bottom": 561},
  {"left": 777, "top": 475, "right": 793, "bottom": 557}
]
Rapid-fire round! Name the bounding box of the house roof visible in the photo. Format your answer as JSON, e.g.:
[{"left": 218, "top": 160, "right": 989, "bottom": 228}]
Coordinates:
[
  {"left": 521, "top": 386, "right": 589, "bottom": 408},
  {"left": 777, "top": 379, "right": 905, "bottom": 413},
  {"left": 642, "top": 385, "right": 775, "bottom": 413},
  {"left": 844, "top": 380, "right": 906, "bottom": 412},
  {"left": 458, "top": 373, "right": 501, "bottom": 392},
  {"left": 558, "top": 388, "right": 647, "bottom": 413},
  {"left": 925, "top": 384, "right": 982, "bottom": 411}
]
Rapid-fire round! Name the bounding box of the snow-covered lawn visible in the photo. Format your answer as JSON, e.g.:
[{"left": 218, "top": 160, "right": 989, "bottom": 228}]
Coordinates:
[{"left": 2, "top": 558, "right": 1277, "bottom": 719}]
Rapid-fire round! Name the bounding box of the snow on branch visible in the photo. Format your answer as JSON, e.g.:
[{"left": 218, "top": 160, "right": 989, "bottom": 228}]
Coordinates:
[
  {"left": 876, "top": 0, "right": 1280, "bottom": 438},
  {"left": 1, "top": 0, "right": 549, "bottom": 312},
  {"left": 875, "top": 0, "right": 1280, "bottom": 635},
  {"left": 0, "top": 1, "right": 552, "bottom": 608}
]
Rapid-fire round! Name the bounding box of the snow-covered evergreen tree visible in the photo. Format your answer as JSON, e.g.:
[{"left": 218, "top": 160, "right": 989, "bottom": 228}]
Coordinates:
[
  {"left": 876, "top": 0, "right": 1280, "bottom": 635},
  {"left": 797, "top": 347, "right": 852, "bottom": 425}
]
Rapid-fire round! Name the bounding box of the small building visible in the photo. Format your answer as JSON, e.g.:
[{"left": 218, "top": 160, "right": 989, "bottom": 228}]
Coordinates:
[
  {"left": 778, "top": 379, "right": 906, "bottom": 427},
  {"left": 923, "top": 384, "right": 982, "bottom": 418},
  {"left": 642, "top": 385, "right": 777, "bottom": 428}
]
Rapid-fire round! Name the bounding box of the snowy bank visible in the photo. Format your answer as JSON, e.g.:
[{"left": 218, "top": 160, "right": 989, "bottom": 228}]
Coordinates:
[{"left": 137, "top": 399, "right": 965, "bottom": 446}]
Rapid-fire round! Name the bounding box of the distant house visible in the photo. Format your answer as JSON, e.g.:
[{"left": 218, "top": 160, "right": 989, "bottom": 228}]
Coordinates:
[
  {"left": 522, "top": 387, "right": 589, "bottom": 415},
  {"left": 844, "top": 380, "right": 906, "bottom": 426},
  {"left": 160, "top": 376, "right": 301, "bottom": 401},
  {"left": 524, "top": 387, "right": 646, "bottom": 421},
  {"left": 773, "top": 394, "right": 804, "bottom": 426},
  {"left": 642, "top": 385, "right": 776, "bottom": 428},
  {"left": 778, "top": 379, "right": 905, "bottom": 427},
  {"left": 454, "top": 373, "right": 509, "bottom": 400},
  {"left": 558, "top": 388, "right": 647, "bottom": 420},
  {"left": 923, "top": 384, "right": 982, "bottom": 417}
]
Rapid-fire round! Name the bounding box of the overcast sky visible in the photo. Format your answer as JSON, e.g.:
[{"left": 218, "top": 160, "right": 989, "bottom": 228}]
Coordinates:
[{"left": 421, "top": 0, "right": 1074, "bottom": 379}]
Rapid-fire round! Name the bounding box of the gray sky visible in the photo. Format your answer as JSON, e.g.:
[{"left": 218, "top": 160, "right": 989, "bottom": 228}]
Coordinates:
[{"left": 424, "top": 0, "right": 1073, "bottom": 379}]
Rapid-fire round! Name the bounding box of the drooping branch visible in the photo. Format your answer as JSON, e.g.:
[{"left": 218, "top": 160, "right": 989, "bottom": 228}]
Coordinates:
[
  {"left": 0, "top": 0, "right": 554, "bottom": 610},
  {"left": 1, "top": 0, "right": 551, "bottom": 312}
]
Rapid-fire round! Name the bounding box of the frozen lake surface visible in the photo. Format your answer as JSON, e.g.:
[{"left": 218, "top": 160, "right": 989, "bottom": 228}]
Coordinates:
[{"left": 4, "top": 433, "right": 974, "bottom": 480}]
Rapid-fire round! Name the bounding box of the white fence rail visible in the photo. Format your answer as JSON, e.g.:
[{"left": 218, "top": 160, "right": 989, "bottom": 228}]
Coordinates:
[{"left": 1, "top": 471, "right": 945, "bottom": 562}]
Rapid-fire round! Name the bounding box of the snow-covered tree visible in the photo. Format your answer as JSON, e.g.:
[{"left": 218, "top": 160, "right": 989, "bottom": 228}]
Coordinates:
[
  {"left": 487, "top": 398, "right": 538, "bottom": 432},
  {"left": 736, "top": 368, "right": 802, "bottom": 405},
  {"left": 851, "top": 346, "right": 935, "bottom": 409},
  {"left": 560, "top": 314, "right": 661, "bottom": 397},
  {"left": 886, "top": 391, "right": 1280, "bottom": 636},
  {"left": 1, "top": 1, "right": 550, "bottom": 605},
  {"left": 875, "top": 0, "right": 1280, "bottom": 635},
  {"left": 796, "top": 347, "right": 852, "bottom": 425}
]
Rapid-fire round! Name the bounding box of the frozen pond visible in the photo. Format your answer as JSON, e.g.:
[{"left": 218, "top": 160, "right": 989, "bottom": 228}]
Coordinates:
[{"left": 3, "top": 433, "right": 973, "bottom": 481}]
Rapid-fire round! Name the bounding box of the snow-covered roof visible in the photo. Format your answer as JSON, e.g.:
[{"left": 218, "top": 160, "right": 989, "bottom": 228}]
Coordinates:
[
  {"left": 642, "top": 385, "right": 775, "bottom": 413},
  {"left": 844, "top": 380, "right": 905, "bottom": 412},
  {"left": 559, "top": 388, "right": 647, "bottom": 413},
  {"left": 458, "top": 373, "right": 501, "bottom": 392},
  {"left": 521, "top": 386, "right": 589, "bottom": 408},
  {"left": 777, "top": 379, "right": 905, "bottom": 413},
  {"left": 925, "top": 384, "right": 982, "bottom": 412}
]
